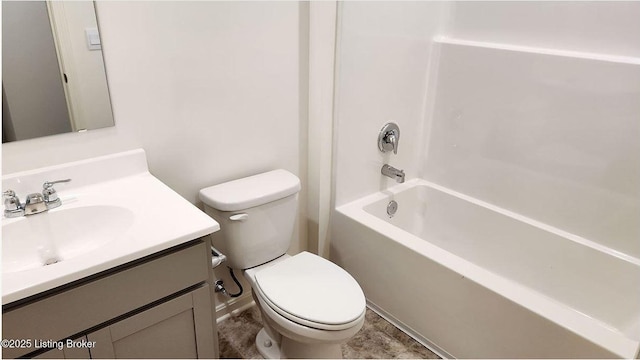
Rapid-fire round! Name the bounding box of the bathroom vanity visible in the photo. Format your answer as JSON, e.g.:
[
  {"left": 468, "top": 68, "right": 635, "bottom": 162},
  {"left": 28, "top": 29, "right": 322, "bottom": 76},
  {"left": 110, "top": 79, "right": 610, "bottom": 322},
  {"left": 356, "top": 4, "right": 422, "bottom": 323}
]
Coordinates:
[
  {"left": 3, "top": 238, "right": 216, "bottom": 359},
  {"left": 2, "top": 150, "right": 221, "bottom": 359}
]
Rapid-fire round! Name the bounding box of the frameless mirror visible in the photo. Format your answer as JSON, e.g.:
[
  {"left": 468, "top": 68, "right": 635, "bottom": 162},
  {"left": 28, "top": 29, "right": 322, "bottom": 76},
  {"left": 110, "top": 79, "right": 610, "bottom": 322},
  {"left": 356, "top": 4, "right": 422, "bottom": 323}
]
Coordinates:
[{"left": 2, "top": 1, "right": 114, "bottom": 143}]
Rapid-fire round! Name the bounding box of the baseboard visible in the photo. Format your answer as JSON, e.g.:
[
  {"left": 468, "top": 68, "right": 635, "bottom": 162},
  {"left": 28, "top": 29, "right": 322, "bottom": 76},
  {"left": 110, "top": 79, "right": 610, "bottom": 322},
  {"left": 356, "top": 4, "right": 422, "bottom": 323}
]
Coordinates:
[
  {"left": 366, "top": 300, "right": 453, "bottom": 359},
  {"left": 215, "top": 293, "right": 255, "bottom": 323}
]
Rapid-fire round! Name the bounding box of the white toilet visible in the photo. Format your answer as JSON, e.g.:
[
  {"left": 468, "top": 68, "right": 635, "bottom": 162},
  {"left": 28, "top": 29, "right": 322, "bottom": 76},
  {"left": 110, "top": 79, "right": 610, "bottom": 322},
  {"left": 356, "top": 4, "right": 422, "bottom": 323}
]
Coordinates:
[{"left": 199, "top": 169, "right": 366, "bottom": 359}]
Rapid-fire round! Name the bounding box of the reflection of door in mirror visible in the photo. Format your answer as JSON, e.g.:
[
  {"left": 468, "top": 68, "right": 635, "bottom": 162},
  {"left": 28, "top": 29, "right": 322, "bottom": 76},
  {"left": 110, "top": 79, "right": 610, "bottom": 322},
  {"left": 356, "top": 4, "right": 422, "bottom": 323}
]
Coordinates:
[{"left": 2, "top": 1, "right": 114, "bottom": 143}]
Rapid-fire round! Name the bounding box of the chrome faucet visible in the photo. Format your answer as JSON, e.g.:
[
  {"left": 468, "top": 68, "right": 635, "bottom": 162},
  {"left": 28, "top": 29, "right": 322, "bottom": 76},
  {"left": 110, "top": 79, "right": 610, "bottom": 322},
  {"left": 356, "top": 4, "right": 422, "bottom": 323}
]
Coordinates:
[
  {"left": 24, "top": 193, "right": 48, "bottom": 215},
  {"left": 381, "top": 164, "right": 405, "bottom": 183},
  {"left": 3, "top": 179, "right": 71, "bottom": 218}
]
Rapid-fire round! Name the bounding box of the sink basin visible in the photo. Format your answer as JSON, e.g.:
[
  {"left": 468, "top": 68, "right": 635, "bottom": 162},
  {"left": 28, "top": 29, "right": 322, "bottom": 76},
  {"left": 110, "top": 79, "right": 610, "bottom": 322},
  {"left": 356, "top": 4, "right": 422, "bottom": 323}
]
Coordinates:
[
  {"left": 2, "top": 149, "right": 220, "bottom": 304},
  {"left": 2, "top": 205, "right": 134, "bottom": 274}
]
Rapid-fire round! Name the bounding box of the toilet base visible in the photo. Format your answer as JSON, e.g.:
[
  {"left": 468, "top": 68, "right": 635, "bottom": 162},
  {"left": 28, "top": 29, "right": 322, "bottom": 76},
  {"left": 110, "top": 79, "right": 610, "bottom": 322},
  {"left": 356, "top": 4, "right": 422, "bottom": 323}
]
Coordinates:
[
  {"left": 256, "top": 328, "right": 282, "bottom": 359},
  {"left": 256, "top": 327, "right": 344, "bottom": 359},
  {"left": 280, "top": 337, "right": 343, "bottom": 359}
]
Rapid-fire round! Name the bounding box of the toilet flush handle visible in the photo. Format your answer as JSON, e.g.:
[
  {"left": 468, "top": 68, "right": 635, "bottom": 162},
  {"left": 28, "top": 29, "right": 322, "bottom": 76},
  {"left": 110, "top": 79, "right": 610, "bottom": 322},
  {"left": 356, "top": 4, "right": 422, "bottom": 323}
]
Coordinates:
[{"left": 229, "top": 213, "right": 249, "bottom": 221}]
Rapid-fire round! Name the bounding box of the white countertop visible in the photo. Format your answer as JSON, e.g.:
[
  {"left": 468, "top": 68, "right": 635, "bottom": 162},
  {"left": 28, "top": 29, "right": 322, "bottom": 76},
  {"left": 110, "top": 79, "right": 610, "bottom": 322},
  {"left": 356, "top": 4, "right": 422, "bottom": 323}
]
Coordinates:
[{"left": 2, "top": 149, "right": 219, "bottom": 305}]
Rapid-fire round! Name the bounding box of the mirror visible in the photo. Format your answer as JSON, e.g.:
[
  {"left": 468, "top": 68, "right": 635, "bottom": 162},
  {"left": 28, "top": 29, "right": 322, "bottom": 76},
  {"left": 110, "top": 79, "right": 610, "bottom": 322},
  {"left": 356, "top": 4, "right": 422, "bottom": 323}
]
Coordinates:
[{"left": 2, "top": 1, "right": 114, "bottom": 143}]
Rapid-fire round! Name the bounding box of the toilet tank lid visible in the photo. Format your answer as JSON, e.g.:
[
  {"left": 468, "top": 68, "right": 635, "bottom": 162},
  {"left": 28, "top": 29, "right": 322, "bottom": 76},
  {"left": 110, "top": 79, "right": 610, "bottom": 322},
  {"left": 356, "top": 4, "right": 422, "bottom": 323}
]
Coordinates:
[{"left": 199, "top": 169, "right": 301, "bottom": 211}]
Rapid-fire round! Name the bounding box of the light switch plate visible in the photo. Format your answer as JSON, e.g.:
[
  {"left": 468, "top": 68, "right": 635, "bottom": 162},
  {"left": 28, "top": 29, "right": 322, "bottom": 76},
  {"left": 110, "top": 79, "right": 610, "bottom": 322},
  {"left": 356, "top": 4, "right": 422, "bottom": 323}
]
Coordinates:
[{"left": 85, "top": 28, "right": 101, "bottom": 50}]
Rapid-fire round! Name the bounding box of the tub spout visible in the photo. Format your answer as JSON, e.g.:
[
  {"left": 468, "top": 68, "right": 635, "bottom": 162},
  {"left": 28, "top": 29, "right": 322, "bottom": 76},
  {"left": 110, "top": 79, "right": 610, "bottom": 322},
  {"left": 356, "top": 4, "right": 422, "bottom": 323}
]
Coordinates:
[{"left": 381, "top": 164, "right": 405, "bottom": 183}]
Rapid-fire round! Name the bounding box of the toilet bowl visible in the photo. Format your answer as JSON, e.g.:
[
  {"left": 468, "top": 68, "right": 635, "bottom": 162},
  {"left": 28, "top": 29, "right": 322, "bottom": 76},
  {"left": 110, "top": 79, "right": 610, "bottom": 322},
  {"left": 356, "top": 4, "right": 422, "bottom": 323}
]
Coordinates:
[
  {"left": 245, "top": 252, "right": 365, "bottom": 359},
  {"left": 199, "top": 169, "right": 366, "bottom": 358}
]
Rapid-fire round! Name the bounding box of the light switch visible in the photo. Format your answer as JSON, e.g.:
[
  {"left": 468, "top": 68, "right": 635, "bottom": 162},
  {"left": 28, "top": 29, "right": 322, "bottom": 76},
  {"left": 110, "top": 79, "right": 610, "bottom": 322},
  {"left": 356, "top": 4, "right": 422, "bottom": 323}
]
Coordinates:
[{"left": 85, "top": 28, "right": 101, "bottom": 50}]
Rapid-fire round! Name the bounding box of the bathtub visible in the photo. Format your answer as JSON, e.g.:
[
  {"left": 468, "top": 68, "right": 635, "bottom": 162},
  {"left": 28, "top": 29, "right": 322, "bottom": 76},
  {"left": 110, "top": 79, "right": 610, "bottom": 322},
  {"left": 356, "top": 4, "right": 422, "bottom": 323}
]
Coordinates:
[{"left": 331, "top": 179, "right": 640, "bottom": 358}]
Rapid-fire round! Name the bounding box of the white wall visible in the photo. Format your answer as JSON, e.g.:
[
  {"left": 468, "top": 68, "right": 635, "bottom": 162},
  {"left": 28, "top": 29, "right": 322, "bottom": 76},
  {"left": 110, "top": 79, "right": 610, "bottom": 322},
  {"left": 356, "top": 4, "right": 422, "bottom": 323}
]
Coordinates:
[
  {"left": 333, "top": 2, "right": 446, "bottom": 206},
  {"left": 2, "top": 1, "right": 308, "bottom": 314},
  {"left": 95, "top": 1, "right": 305, "bottom": 209},
  {"left": 307, "top": 2, "right": 337, "bottom": 258}
]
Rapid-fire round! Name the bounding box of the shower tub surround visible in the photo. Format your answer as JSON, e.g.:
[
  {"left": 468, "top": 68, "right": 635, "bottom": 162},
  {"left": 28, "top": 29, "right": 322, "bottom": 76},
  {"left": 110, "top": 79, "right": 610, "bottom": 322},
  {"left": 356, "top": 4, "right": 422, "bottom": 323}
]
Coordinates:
[
  {"left": 332, "top": 179, "right": 640, "bottom": 358},
  {"left": 332, "top": 10, "right": 639, "bottom": 356}
]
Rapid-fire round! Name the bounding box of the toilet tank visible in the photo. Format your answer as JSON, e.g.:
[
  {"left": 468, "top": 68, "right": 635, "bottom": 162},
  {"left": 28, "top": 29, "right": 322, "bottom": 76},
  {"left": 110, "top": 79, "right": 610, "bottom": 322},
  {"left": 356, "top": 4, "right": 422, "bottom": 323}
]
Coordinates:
[{"left": 199, "top": 170, "right": 301, "bottom": 269}]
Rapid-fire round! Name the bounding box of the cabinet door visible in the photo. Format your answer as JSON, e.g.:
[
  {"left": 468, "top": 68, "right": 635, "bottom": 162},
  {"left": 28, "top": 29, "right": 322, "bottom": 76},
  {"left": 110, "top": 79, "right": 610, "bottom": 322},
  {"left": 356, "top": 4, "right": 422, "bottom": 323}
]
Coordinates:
[
  {"left": 87, "top": 285, "right": 215, "bottom": 359},
  {"left": 32, "top": 336, "right": 91, "bottom": 359}
]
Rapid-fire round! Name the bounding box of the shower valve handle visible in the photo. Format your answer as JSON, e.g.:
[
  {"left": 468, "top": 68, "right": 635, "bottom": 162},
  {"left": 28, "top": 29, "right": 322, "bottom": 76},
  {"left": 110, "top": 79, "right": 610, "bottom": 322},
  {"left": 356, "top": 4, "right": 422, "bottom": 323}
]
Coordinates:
[{"left": 378, "top": 122, "right": 400, "bottom": 155}]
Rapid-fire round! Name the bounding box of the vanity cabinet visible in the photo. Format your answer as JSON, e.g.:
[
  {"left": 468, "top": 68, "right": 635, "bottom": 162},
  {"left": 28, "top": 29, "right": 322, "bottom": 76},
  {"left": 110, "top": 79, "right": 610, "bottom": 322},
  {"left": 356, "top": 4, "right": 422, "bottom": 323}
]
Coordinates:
[
  {"left": 2, "top": 238, "right": 218, "bottom": 359},
  {"left": 33, "top": 336, "right": 91, "bottom": 359},
  {"left": 86, "top": 287, "right": 212, "bottom": 359}
]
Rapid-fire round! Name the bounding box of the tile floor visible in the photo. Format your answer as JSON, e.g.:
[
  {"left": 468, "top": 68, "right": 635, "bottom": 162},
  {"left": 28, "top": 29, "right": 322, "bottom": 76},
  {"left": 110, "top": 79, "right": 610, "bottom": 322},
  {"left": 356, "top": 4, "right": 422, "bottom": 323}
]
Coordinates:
[{"left": 217, "top": 305, "right": 440, "bottom": 359}]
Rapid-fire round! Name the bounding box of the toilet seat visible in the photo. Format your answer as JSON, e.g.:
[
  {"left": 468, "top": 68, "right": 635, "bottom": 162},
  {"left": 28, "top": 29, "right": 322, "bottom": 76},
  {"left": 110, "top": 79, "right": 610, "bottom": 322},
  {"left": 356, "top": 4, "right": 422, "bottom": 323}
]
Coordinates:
[{"left": 253, "top": 252, "right": 366, "bottom": 331}]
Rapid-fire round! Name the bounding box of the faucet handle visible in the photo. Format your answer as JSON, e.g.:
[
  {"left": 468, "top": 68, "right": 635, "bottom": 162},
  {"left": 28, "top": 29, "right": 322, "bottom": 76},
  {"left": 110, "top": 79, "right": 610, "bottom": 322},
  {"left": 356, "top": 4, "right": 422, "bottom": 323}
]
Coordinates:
[
  {"left": 3, "top": 190, "right": 21, "bottom": 210},
  {"left": 384, "top": 133, "right": 398, "bottom": 154},
  {"left": 42, "top": 179, "right": 71, "bottom": 208},
  {"left": 43, "top": 179, "right": 72, "bottom": 190},
  {"left": 3, "top": 190, "right": 24, "bottom": 217}
]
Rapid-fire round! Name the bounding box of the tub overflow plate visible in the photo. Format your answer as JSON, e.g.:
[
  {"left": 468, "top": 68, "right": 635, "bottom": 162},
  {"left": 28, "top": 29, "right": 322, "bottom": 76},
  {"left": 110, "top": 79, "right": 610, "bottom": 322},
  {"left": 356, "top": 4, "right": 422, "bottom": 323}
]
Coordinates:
[{"left": 387, "top": 200, "right": 398, "bottom": 217}]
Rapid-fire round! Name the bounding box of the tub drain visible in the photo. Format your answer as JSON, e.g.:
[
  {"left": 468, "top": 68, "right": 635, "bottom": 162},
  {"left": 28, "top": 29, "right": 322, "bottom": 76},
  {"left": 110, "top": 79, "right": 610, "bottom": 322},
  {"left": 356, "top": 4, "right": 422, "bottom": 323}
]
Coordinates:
[{"left": 387, "top": 200, "right": 398, "bottom": 217}]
